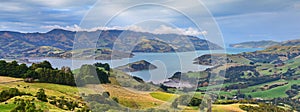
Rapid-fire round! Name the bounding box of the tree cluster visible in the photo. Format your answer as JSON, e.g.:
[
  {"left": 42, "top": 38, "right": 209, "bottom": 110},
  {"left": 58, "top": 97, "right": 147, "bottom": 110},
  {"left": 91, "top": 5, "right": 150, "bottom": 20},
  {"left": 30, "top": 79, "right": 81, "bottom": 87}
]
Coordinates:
[
  {"left": 75, "top": 64, "right": 110, "bottom": 86},
  {"left": 239, "top": 103, "right": 291, "bottom": 112},
  {"left": 269, "top": 97, "right": 300, "bottom": 111},
  {"left": 174, "top": 95, "right": 202, "bottom": 106},
  {"left": 224, "top": 75, "right": 281, "bottom": 90},
  {"left": 0, "top": 88, "right": 31, "bottom": 102},
  {"left": 11, "top": 98, "right": 43, "bottom": 112},
  {"left": 49, "top": 96, "right": 79, "bottom": 111},
  {"left": 0, "top": 60, "right": 76, "bottom": 86},
  {"left": 0, "top": 60, "right": 28, "bottom": 78},
  {"left": 34, "top": 66, "right": 76, "bottom": 86},
  {"left": 286, "top": 84, "right": 300, "bottom": 98}
]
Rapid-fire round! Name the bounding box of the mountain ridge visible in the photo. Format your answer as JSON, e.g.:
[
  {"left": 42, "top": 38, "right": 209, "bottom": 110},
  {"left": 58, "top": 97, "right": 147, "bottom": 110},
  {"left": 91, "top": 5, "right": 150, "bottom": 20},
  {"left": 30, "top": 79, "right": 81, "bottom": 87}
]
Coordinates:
[
  {"left": 230, "top": 39, "right": 300, "bottom": 48},
  {"left": 229, "top": 40, "right": 280, "bottom": 48},
  {"left": 0, "top": 29, "right": 222, "bottom": 59}
]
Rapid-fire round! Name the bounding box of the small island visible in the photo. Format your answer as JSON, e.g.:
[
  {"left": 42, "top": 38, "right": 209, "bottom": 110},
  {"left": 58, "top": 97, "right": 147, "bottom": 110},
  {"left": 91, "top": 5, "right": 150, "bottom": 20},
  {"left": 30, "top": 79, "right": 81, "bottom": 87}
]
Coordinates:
[{"left": 115, "top": 60, "right": 157, "bottom": 72}]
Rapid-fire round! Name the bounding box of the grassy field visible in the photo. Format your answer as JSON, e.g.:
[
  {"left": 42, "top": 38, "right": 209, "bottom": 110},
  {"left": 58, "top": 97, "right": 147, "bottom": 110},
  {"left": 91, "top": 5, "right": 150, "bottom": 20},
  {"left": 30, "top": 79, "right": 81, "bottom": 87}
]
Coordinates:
[
  {"left": 3, "top": 70, "right": 295, "bottom": 111},
  {"left": 212, "top": 104, "right": 257, "bottom": 112},
  {"left": 204, "top": 79, "right": 299, "bottom": 99},
  {"left": 229, "top": 55, "right": 252, "bottom": 65},
  {"left": 0, "top": 76, "right": 84, "bottom": 112},
  {"left": 0, "top": 76, "right": 256, "bottom": 112},
  {"left": 180, "top": 103, "right": 256, "bottom": 112},
  {"left": 96, "top": 84, "right": 165, "bottom": 109},
  {"left": 0, "top": 103, "right": 16, "bottom": 112},
  {"left": 5, "top": 96, "right": 65, "bottom": 112},
  {"left": 237, "top": 80, "right": 287, "bottom": 93},
  {"left": 150, "top": 91, "right": 177, "bottom": 102},
  {"left": 0, "top": 80, "right": 82, "bottom": 100},
  {"left": 0, "top": 76, "right": 168, "bottom": 110},
  {"left": 245, "top": 79, "right": 300, "bottom": 99}
]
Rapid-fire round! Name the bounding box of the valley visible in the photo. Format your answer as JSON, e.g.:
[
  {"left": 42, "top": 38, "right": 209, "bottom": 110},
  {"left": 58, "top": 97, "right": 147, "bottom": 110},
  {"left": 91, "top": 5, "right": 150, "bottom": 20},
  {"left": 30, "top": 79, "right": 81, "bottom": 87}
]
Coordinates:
[
  {"left": 1, "top": 30, "right": 300, "bottom": 112},
  {"left": 0, "top": 41, "right": 299, "bottom": 111}
]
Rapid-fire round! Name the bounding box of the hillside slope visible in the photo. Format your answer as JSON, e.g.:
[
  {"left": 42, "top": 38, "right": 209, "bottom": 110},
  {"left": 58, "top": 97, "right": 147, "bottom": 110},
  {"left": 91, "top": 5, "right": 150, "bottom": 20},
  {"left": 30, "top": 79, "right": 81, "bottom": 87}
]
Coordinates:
[
  {"left": 229, "top": 40, "right": 280, "bottom": 48},
  {"left": 230, "top": 39, "right": 300, "bottom": 48},
  {"left": 0, "top": 29, "right": 222, "bottom": 59}
]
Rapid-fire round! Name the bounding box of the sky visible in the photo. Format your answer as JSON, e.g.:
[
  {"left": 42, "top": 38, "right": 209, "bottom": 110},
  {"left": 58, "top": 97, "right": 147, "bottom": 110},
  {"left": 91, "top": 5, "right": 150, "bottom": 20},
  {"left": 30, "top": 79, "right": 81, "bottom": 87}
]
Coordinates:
[{"left": 0, "top": 0, "right": 300, "bottom": 44}]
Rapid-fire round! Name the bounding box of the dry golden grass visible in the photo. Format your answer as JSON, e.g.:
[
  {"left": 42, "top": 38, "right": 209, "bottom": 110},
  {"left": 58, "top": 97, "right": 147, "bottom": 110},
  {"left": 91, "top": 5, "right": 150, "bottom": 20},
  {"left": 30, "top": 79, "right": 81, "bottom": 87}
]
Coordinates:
[
  {"left": 102, "top": 84, "right": 165, "bottom": 109},
  {"left": 0, "top": 76, "right": 164, "bottom": 109},
  {"left": 0, "top": 76, "right": 22, "bottom": 83},
  {"left": 150, "top": 91, "right": 177, "bottom": 102},
  {"left": 182, "top": 104, "right": 257, "bottom": 112},
  {"left": 212, "top": 104, "right": 258, "bottom": 112}
]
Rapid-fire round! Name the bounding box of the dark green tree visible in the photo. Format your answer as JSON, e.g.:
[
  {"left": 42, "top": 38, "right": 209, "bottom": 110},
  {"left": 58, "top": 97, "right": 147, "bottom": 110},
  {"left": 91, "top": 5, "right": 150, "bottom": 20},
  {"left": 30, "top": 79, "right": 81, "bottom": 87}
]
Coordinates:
[
  {"left": 0, "top": 60, "right": 8, "bottom": 75},
  {"left": 36, "top": 89, "right": 47, "bottom": 102}
]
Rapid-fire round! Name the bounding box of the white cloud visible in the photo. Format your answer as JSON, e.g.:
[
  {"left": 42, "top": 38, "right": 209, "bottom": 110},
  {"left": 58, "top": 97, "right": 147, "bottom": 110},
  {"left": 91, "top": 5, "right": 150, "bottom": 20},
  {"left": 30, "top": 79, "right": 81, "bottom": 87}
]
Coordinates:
[
  {"left": 153, "top": 25, "right": 207, "bottom": 36},
  {"left": 42, "top": 24, "right": 207, "bottom": 36}
]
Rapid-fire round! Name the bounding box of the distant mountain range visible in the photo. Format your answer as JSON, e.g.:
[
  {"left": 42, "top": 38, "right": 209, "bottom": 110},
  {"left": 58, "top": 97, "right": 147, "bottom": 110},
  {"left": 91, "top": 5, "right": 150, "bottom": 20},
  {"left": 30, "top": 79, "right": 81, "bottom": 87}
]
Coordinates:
[
  {"left": 0, "top": 29, "right": 222, "bottom": 59},
  {"left": 230, "top": 40, "right": 300, "bottom": 48}
]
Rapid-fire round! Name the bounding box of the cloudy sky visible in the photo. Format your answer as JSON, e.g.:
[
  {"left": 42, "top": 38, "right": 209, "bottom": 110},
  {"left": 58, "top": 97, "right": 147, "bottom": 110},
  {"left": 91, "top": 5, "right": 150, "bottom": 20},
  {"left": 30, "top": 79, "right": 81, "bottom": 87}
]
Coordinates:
[{"left": 1, "top": 0, "right": 300, "bottom": 44}]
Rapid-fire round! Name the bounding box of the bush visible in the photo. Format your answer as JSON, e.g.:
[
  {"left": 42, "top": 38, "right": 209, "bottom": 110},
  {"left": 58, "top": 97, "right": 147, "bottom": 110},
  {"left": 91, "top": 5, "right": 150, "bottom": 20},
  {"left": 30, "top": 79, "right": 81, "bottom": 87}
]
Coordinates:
[
  {"left": 36, "top": 89, "right": 47, "bottom": 102},
  {"left": 188, "top": 97, "right": 202, "bottom": 106},
  {"left": 11, "top": 99, "right": 43, "bottom": 112},
  {"left": 0, "top": 88, "right": 31, "bottom": 102},
  {"left": 239, "top": 103, "right": 289, "bottom": 112},
  {"left": 112, "top": 97, "right": 119, "bottom": 103}
]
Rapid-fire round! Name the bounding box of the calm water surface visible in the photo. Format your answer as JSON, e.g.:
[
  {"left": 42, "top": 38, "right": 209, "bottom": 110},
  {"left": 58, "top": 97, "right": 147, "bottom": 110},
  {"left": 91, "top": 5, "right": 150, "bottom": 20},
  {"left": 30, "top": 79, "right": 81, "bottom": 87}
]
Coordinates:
[{"left": 26, "top": 48, "right": 262, "bottom": 82}]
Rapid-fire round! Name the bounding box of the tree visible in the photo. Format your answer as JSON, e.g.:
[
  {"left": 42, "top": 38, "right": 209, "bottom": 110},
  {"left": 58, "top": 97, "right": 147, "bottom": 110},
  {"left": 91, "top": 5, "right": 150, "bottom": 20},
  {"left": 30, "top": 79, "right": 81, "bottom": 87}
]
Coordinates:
[
  {"left": 0, "top": 60, "right": 7, "bottom": 75},
  {"left": 188, "top": 97, "right": 202, "bottom": 106},
  {"left": 112, "top": 97, "right": 119, "bottom": 103},
  {"left": 39, "top": 61, "right": 53, "bottom": 69},
  {"left": 30, "top": 61, "right": 53, "bottom": 70},
  {"left": 36, "top": 89, "right": 47, "bottom": 102},
  {"left": 247, "top": 95, "right": 252, "bottom": 99},
  {"left": 94, "top": 63, "right": 110, "bottom": 71},
  {"left": 23, "top": 70, "right": 38, "bottom": 79},
  {"left": 7, "top": 61, "right": 19, "bottom": 77},
  {"left": 11, "top": 99, "right": 43, "bottom": 112},
  {"left": 17, "top": 64, "right": 28, "bottom": 76},
  {"left": 96, "top": 68, "right": 110, "bottom": 84}
]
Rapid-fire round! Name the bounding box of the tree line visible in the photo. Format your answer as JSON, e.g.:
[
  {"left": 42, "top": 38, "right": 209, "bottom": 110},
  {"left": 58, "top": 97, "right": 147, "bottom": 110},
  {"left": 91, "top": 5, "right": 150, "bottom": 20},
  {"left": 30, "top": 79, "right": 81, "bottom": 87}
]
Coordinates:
[{"left": 0, "top": 60, "right": 111, "bottom": 86}]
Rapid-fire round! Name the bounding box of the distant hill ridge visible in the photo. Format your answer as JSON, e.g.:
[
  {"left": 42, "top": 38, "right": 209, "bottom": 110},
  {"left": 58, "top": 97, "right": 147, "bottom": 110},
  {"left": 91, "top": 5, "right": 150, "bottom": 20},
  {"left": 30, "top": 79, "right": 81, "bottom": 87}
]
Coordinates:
[
  {"left": 229, "top": 40, "right": 280, "bottom": 48},
  {"left": 230, "top": 39, "right": 300, "bottom": 48},
  {"left": 0, "top": 29, "right": 222, "bottom": 59}
]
